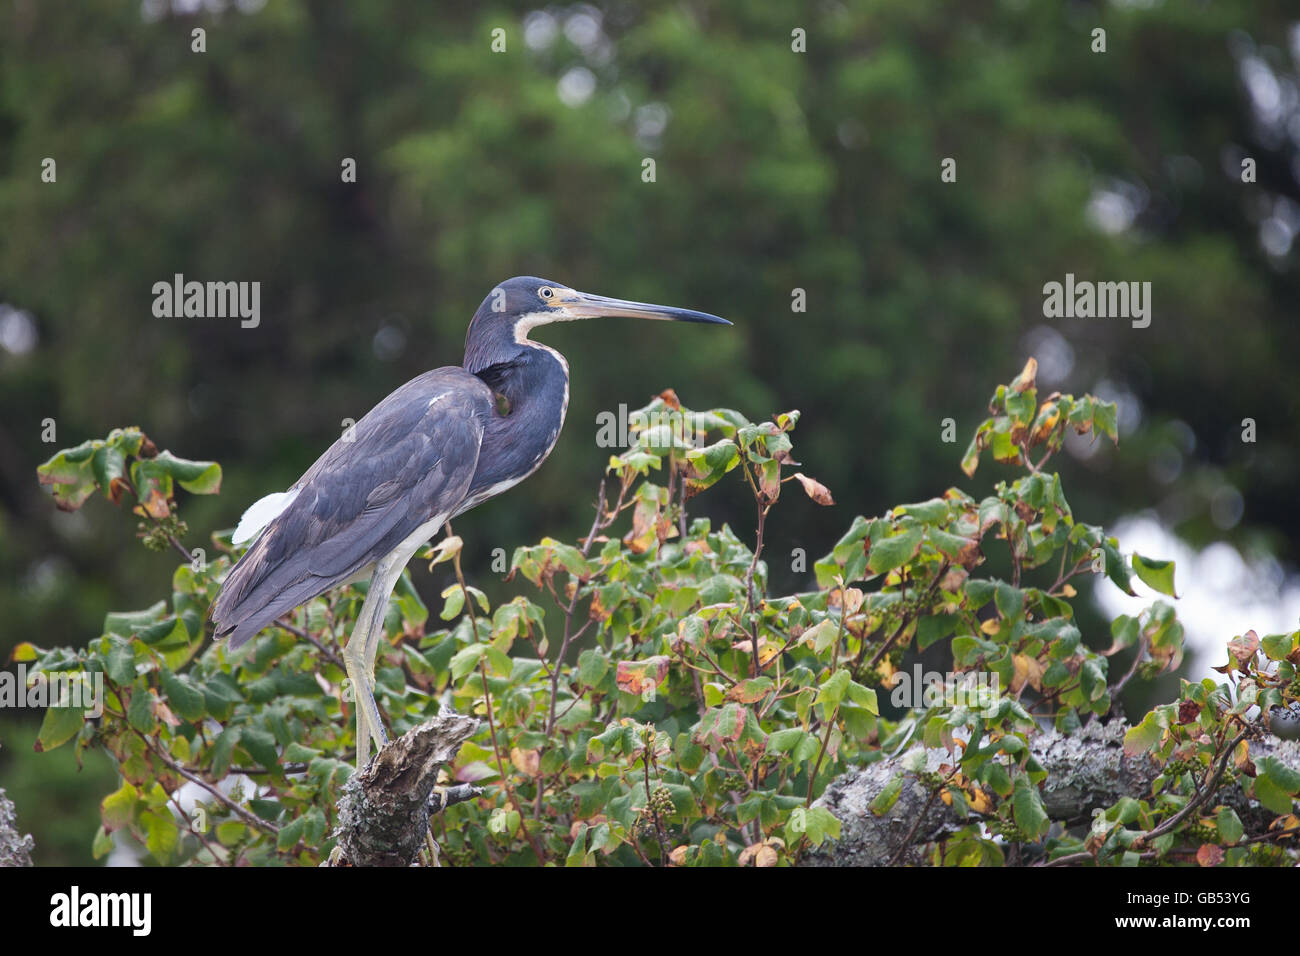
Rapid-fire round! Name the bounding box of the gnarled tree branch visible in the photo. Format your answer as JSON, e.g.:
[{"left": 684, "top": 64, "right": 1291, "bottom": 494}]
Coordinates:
[
  {"left": 800, "top": 720, "right": 1300, "bottom": 866},
  {"left": 333, "top": 712, "right": 483, "bottom": 867}
]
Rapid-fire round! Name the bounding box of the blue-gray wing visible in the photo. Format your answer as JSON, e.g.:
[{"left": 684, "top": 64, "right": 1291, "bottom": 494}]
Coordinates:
[{"left": 211, "top": 367, "right": 492, "bottom": 649}]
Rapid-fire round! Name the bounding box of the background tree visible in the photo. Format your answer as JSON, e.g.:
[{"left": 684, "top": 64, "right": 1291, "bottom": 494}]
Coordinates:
[{"left": 1, "top": 0, "right": 1298, "bottom": 861}]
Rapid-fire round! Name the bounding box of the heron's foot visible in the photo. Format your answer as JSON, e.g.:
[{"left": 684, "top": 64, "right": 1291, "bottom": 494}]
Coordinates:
[
  {"left": 422, "top": 830, "right": 441, "bottom": 867},
  {"left": 342, "top": 653, "right": 389, "bottom": 769}
]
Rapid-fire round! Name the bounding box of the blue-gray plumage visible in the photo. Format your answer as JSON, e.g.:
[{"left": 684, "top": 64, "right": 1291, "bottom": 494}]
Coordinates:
[{"left": 210, "top": 276, "right": 729, "bottom": 765}]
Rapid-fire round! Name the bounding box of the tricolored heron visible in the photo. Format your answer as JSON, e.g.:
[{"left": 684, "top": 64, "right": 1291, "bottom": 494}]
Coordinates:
[{"left": 210, "top": 277, "right": 729, "bottom": 765}]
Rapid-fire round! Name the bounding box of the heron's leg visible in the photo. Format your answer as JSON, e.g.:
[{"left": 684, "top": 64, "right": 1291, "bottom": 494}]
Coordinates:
[
  {"left": 342, "top": 562, "right": 401, "bottom": 766},
  {"left": 360, "top": 554, "right": 409, "bottom": 704}
]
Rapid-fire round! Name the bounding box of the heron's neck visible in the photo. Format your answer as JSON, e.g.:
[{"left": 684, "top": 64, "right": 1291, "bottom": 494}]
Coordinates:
[{"left": 467, "top": 343, "right": 570, "bottom": 494}]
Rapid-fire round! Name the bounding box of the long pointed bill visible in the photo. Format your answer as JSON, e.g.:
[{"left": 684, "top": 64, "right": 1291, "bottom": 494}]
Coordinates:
[{"left": 557, "top": 289, "right": 731, "bottom": 325}]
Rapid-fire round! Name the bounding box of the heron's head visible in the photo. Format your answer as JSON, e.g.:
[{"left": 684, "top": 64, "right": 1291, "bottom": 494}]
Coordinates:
[{"left": 464, "top": 276, "right": 730, "bottom": 374}]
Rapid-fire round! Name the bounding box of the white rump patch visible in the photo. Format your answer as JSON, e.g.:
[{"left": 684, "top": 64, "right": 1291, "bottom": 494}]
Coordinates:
[{"left": 232, "top": 488, "right": 300, "bottom": 545}]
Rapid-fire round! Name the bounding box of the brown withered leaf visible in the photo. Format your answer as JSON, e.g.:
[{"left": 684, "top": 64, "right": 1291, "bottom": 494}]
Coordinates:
[
  {"left": 658, "top": 388, "right": 681, "bottom": 411},
  {"left": 655, "top": 514, "right": 675, "bottom": 546},
  {"left": 623, "top": 498, "right": 659, "bottom": 554},
  {"left": 152, "top": 698, "right": 180, "bottom": 729},
  {"left": 668, "top": 845, "right": 691, "bottom": 866},
  {"left": 615, "top": 656, "right": 670, "bottom": 695},
  {"left": 792, "top": 473, "right": 834, "bottom": 506},
  {"left": 1196, "top": 844, "right": 1224, "bottom": 867},
  {"left": 957, "top": 539, "right": 984, "bottom": 570},
  {"left": 1228, "top": 630, "right": 1260, "bottom": 666},
  {"left": 1177, "top": 700, "right": 1202, "bottom": 724},
  {"left": 570, "top": 815, "right": 607, "bottom": 841},
  {"left": 136, "top": 486, "right": 171, "bottom": 519},
  {"left": 941, "top": 566, "right": 969, "bottom": 592},
  {"left": 108, "top": 477, "right": 131, "bottom": 506},
  {"left": 726, "top": 680, "right": 771, "bottom": 704},
  {"left": 588, "top": 590, "right": 610, "bottom": 622}
]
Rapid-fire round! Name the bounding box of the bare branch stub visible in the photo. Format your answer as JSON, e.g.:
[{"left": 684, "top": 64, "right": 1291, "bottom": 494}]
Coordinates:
[{"left": 334, "top": 713, "right": 482, "bottom": 866}]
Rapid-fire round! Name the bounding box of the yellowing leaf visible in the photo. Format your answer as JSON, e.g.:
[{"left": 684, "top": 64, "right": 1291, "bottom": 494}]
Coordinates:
[
  {"left": 738, "top": 840, "right": 781, "bottom": 867},
  {"left": 1011, "top": 654, "right": 1045, "bottom": 693},
  {"left": 510, "top": 747, "right": 540, "bottom": 776},
  {"left": 1011, "top": 356, "right": 1038, "bottom": 393}
]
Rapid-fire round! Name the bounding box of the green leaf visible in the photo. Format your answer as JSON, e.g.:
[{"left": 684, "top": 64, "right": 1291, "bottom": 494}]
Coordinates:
[
  {"left": 893, "top": 499, "right": 949, "bottom": 524},
  {"left": 36, "top": 702, "right": 85, "bottom": 752},
  {"left": 1100, "top": 540, "right": 1136, "bottom": 596},
  {"left": 869, "top": 774, "right": 905, "bottom": 816},
  {"left": 101, "top": 781, "right": 139, "bottom": 831},
  {"left": 816, "top": 668, "right": 851, "bottom": 710},
  {"left": 868, "top": 527, "right": 923, "bottom": 575},
  {"left": 36, "top": 441, "right": 99, "bottom": 510},
  {"left": 127, "top": 688, "right": 155, "bottom": 733},
  {"left": 846, "top": 681, "right": 879, "bottom": 714},
  {"left": 153, "top": 450, "right": 223, "bottom": 494},
  {"left": 1258, "top": 756, "right": 1300, "bottom": 795},
  {"left": 92, "top": 825, "right": 114, "bottom": 860},
  {"left": 104, "top": 638, "right": 137, "bottom": 686},
  {"left": 450, "top": 643, "right": 486, "bottom": 680},
  {"left": 440, "top": 585, "right": 465, "bottom": 621},
  {"left": 277, "top": 815, "right": 307, "bottom": 851},
  {"left": 284, "top": 742, "right": 323, "bottom": 762},
  {"left": 1215, "top": 808, "right": 1243, "bottom": 845},
  {"left": 577, "top": 649, "right": 610, "bottom": 688},
  {"left": 240, "top": 727, "right": 280, "bottom": 770},
  {"left": 1131, "top": 554, "right": 1177, "bottom": 597},
  {"left": 159, "top": 669, "right": 205, "bottom": 722},
  {"left": 1253, "top": 774, "right": 1295, "bottom": 815},
  {"left": 795, "top": 806, "right": 841, "bottom": 847},
  {"left": 203, "top": 673, "right": 244, "bottom": 720},
  {"left": 765, "top": 727, "right": 806, "bottom": 755},
  {"left": 1012, "top": 774, "right": 1049, "bottom": 840},
  {"left": 1260, "top": 632, "right": 1297, "bottom": 662},
  {"left": 141, "top": 808, "right": 179, "bottom": 862}
]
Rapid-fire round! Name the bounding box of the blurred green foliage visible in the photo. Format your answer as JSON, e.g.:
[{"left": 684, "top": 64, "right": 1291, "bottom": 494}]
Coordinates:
[{"left": 1, "top": 1, "right": 1298, "bottom": 860}]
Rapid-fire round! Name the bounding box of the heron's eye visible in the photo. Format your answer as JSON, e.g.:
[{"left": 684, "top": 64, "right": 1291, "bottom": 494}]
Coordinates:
[{"left": 539, "top": 287, "right": 554, "bottom": 301}]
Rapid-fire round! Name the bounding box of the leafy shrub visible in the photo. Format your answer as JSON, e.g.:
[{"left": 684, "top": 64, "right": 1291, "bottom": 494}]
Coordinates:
[{"left": 26, "top": 361, "right": 1300, "bottom": 865}]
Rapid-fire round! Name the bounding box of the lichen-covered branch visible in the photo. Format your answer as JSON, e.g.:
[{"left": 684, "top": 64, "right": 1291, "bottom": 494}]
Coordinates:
[
  {"left": 800, "top": 720, "right": 1300, "bottom": 866},
  {"left": 0, "top": 787, "right": 34, "bottom": 867}
]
